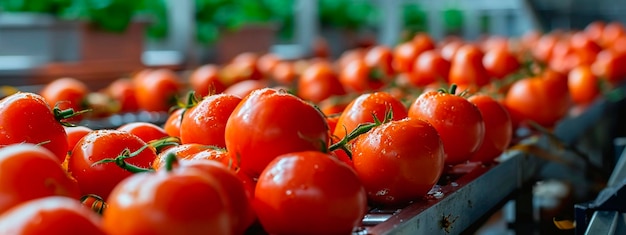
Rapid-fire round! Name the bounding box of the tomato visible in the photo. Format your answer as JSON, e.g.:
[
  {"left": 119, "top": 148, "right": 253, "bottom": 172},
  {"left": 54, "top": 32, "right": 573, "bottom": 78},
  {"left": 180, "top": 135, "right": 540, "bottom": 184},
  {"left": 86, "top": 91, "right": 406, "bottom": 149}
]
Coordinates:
[
  {"left": 504, "top": 72, "right": 570, "bottom": 128},
  {"left": 271, "top": 61, "right": 298, "bottom": 85},
  {"left": 440, "top": 40, "right": 464, "bottom": 61},
  {"left": 64, "top": 126, "right": 93, "bottom": 154},
  {"left": 189, "top": 147, "right": 235, "bottom": 170},
  {"left": 40, "top": 77, "right": 89, "bottom": 122},
  {"left": 0, "top": 92, "right": 69, "bottom": 162},
  {"left": 223, "top": 79, "right": 269, "bottom": 99},
  {"left": 568, "top": 65, "right": 600, "bottom": 105},
  {"left": 163, "top": 108, "right": 183, "bottom": 138},
  {"left": 178, "top": 160, "right": 256, "bottom": 234},
  {"left": 584, "top": 21, "right": 605, "bottom": 45},
  {"left": 411, "top": 32, "right": 436, "bottom": 52},
  {"left": 339, "top": 59, "right": 387, "bottom": 93},
  {"left": 570, "top": 32, "right": 601, "bottom": 65},
  {"left": 134, "top": 69, "right": 182, "bottom": 112},
  {"left": 364, "top": 45, "right": 395, "bottom": 77},
  {"left": 258, "top": 53, "right": 281, "bottom": 76},
  {"left": 225, "top": 88, "right": 329, "bottom": 178},
  {"left": 467, "top": 94, "right": 513, "bottom": 163},
  {"left": 179, "top": 93, "right": 241, "bottom": 147},
  {"left": 189, "top": 64, "right": 226, "bottom": 98},
  {"left": 103, "top": 158, "right": 232, "bottom": 235},
  {"left": 591, "top": 49, "right": 626, "bottom": 85},
  {"left": 352, "top": 118, "right": 444, "bottom": 205},
  {"left": 601, "top": 21, "right": 625, "bottom": 48},
  {"left": 0, "top": 144, "right": 81, "bottom": 214},
  {"left": 409, "top": 50, "right": 451, "bottom": 86},
  {"left": 533, "top": 34, "right": 559, "bottom": 63},
  {"left": 117, "top": 122, "right": 169, "bottom": 143},
  {"left": 105, "top": 78, "right": 139, "bottom": 113},
  {"left": 68, "top": 130, "right": 157, "bottom": 200},
  {"left": 297, "top": 61, "right": 346, "bottom": 103},
  {"left": 449, "top": 44, "right": 490, "bottom": 87},
  {"left": 334, "top": 91, "right": 408, "bottom": 140},
  {"left": 318, "top": 95, "right": 352, "bottom": 116},
  {"left": 219, "top": 60, "right": 263, "bottom": 86},
  {"left": 0, "top": 196, "right": 106, "bottom": 235},
  {"left": 152, "top": 143, "right": 209, "bottom": 169},
  {"left": 392, "top": 42, "right": 430, "bottom": 73},
  {"left": 337, "top": 49, "right": 366, "bottom": 70},
  {"left": 483, "top": 46, "right": 520, "bottom": 79},
  {"left": 408, "top": 86, "right": 485, "bottom": 165},
  {"left": 254, "top": 151, "right": 367, "bottom": 235}
]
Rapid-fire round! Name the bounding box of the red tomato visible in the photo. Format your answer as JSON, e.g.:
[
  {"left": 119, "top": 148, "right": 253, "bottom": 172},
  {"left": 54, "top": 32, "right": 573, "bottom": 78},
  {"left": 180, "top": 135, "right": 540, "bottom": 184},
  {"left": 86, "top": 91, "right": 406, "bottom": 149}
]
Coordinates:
[
  {"left": 591, "top": 49, "right": 626, "bottom": 84},
  {"left": 601, "top": 21, "right": 626, "bottom": 48},
  {"left": 219, "top": 60, "right": 263, "bottom": 86},
  {"left": 134, "top": 69, "right": 182, "bottom": 112},
  {"left": 225, "top": 88, "right": 329, "bottom": 177},
  {"left": 40, "top": 77, "right": 89, "bottom": 122},
  {"left": 152, "top": 143, "right": 209, "bottom": 170},
  {"left": 408, "top": 86, "right": 485, "bottom": 165},
  {"left": 117, "top": 122, "right": 169, "bottom": 143},
  {"left": 440, "top": 40, "right": 464, "bottom": 61},
  {"left": 584, "top": 21, "right": 605, "bottom": 44},
  {"left": 180, "top": 94, "right": 241, "bottom": 147},
  {"left": 64, "top": 126, "right": 93, "bottom": 154},
  {"left": 0, "top": 92, "right": 69, "bottom": 162},
  {"left": 103, "top": 159, "right": 232, "bottom": 235},
  {"left": 409, "top": 50, "right": 451, "bottom": 86},
  {"left": 339, "top": 59, "right": 387, "bottom": 93},
  {"left": 0, "top": 196, "right": 106, "bottom": 235},
  {"left": 297, "top": 61, "right": 346, "bottom": 103},
  {"left": 67, "top": 130, "right": 157, "bottom": 200},
  {"left": 189, "top": 148, "right": 235, "bottom": 170},
  {"left": 105, "top": 78, "right": 139, "bottom": 113},
  {"left": 0, "top": 144, "right": 81, "bottom": 214},
  {"left": 189, "top": 64, "right": 226, "bottom": 97},
  {"left": 483, "top": 46, "right": 520, "bottom": 79},
  {"left": 365, "top": 45, "right": 395, "bottom": 77},
  {"left": 254, "top": 151, "right": 367, "bottom": 235},
  {"left": 258, "top": 53, "right": 281, "bottom": 76},
  {"left": 467, "top": 94, "right": 513, "bottom": 163},
  {"left": 393, "top": 42, "right": 429, "bottom": 73},
  {"left": 568, "top": 65, "right": 601, "bottom": 105},
  {"left": 164, "top": 108, "right": 183, "bottom": 138},
  {"left": 449, "top": 44, "right": 490, "bottom": 87},
  {"left": 333, "top": 92, "right": 408, "bottom": 140},
  {"left": 271, "top": 61, "right": 298, "bottom": 85},
  {"left": 533, "top": 34, "right": 559, "bottom": 63},
  {"left": 223, "top": 80, "right": 269, "bottom": 99},
  {"left": 352, "top": 118, "right": 444, "bottom": 205}
]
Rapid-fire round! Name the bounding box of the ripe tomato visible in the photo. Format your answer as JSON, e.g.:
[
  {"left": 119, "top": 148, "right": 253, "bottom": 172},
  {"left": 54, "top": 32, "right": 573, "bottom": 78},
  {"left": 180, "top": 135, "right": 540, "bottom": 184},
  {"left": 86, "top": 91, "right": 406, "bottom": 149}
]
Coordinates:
[
  {"left": 584, "top": 21, "right": 605, "bottom": 44},
  {"left": 271, "top": 61, "right": 298, "bottom": 85},
  {"left": 408, "top": 86, "right": 485, "bottom": 165},
  {"left": 483, "top": 46, "right": 520, "bottom": 79},
  {"left": 219, "top": 60, "right": 263, "bottom": 86},
  {"left": 103, "top": 158, "right": 232, "bottom": 235},
  {"left": 189, "top": 148, "right": 235, "bottom": 170},
  {"left": 152, "top": 143, "right": 209, "bottom": 170},
  {"left": 352, "top": 118, "right": 444, "bottom": 205},
  {"left": 393, "top": 42, "right": 429, "bottom": 73},
  {"left": 117, "top": 122, "right": 169, "bottom": 143},
  {"left": 134, "top": 69, "right": 182, "bottom": 112},
  {"left": 254, "top": 151, "right": 367, "bottom": 235},
  {"left": 225, "top": 88, "right": 329, "bottom": 177},
  {"left": 0, "top": 144, "right": 81, "bottom": 214},
  {"left": 223, "top": 79, "right": 269, "bottom": 99},
  {"left": 601, "top": 21, "right": 625, "bottom": 48},
  {"left": 258, "top": 53, "right": 281, "bottom": 77},
  {"left": 467, "top": 94, "right": 513, "bottom": 163},
  {"left": 0, "top": 196, "right": 106, "bottom": 235},
  {"left": 449, "top": 44, "right": 490, "bottom": 87},
  {"left": 163, "top": 108, "right": 183, "bottom": 138},
  {"left": 40, "top": 77, "right": 89, "bottom": 122},
  {"left": 318, "top": 95, "right": 353, "bottom": 116},
  {"left": 337, "top": 49, "right": 366, "bottom": 70},
  {"left": 180, "top": 94, "right": 242, "bottom": 147},
  {"left": 297, "top": 61, "right": 345, "bottom": 103},
  {"left": 568, "top": 65, "right": 600, "bottom": 105},
  {"left": 339, "top": 59, "right": 387, "bottom": 93},
  {"left": 189, "top": 64, "right": 226, "bottom": 97},
  {"left": 409, "top": 50, "right": 451, "bottom": 86},
  {"left": 68, "top": 130, "right": 157, "bottom": 200},
  {"left": 591, "top": 49, "right": 626, "bottom": 84},
  {"left": 569, "top": 32, "right": 601, "bottom": 65},
  {"left": 364, "top": 45, "right": 395, "bottom": 77},
  {"left": 0, "top": 92, "right": 69, "bottom": 162},
  {"left": 440, "top": 40, "right": 464, "bottom": 61},
  {"left": 533, "top": 33, "right": 559, "bottom": 63},
  {"left": 64, "top": 126, "right": 93, "bottom": 154},
  {"left": 105, "top": 78, "right": 139, "bottom": 113},
  {"left": 333, "top": 91, "right": 408, "bottom": 140}
]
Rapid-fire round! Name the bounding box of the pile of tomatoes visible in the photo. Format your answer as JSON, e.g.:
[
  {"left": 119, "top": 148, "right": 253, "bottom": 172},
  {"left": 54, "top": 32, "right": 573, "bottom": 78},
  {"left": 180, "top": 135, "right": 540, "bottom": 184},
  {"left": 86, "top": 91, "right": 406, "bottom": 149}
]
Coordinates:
[{"left": 0, "top": 20, "right": 624, "bottom": 234}]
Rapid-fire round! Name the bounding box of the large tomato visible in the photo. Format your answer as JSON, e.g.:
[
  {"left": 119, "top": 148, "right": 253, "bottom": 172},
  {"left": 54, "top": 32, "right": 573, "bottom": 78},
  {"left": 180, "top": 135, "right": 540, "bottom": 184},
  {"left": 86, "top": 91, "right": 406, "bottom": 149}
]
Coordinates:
[
  {"left": 254, "top": 151, "right": 367, "bottom": 235},
  {"left": 102, "top": 157, "right": 232, "bottom": 235},
  {"left": 408, "top": 85, "right": 485, "bottom": 165},
  {"left": 0, "top": 196, "right": 106, "bottom": 235},
  {"left": 0, "top": 144, "right": 81, "bottom": 214},
  {"left": 352, "top": 118, "right": 444, "bottom": 205},
  {"left": 180, "top": 94, "right": 242, "bottom": 147},
  {"left": 0, "top": 92, "right": 69, "bottom": 162},
  {"left": 467, "top": 94, "right": 513, "bottom": 163},
  {"left": 163, "top": 108, "right": 183, "bottom": 138},
  {"left": 67, "top": 130, "right": 157, "bottom": 200},
  {"left": 225, "top": 88, "right": 329, "bottom": 178}
]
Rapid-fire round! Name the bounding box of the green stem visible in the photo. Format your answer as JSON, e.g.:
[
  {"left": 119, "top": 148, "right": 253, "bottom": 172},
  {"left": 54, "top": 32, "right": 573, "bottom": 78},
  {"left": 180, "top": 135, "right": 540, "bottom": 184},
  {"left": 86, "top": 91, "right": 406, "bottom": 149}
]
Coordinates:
[
  {"left": 91, "top": 145, "right": 155, "bottom": 173},
  {"left": 438, "top": 83, "right": 458, "bottom": 95},
  {"left": 164, "top": 153, "right": 178, "bottom": 172},
  {"left": 328, "top": 108, "right": 394, "bottom": 153}
]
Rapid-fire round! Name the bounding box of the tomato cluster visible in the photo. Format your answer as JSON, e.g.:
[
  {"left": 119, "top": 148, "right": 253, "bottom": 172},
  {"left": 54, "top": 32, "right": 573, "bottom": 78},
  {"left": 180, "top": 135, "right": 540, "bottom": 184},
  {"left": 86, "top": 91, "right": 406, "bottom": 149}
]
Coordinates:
[{"left": 0, "top": 20, "right": 622, "bottom": 234}]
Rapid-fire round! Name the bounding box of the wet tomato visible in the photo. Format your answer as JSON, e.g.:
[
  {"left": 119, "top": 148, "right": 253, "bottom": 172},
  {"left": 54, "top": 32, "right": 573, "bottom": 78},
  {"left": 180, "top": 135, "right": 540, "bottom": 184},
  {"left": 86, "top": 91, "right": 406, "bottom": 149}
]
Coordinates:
[
  {"left": 163, "top": 108, "right": 184, "bottom": 138},
  {"left": 254, "top": 151, "right": 367, "bottom": 235},
  {"left": 180, "top": 94, "right": 242, "bottom": 147},
  {"left": 117, "top": 122, "right": 169, "bottom": 143},
  {"left": 152, "top": 143, "right": 210, "bottom": 170},
  {"left": 467, "top": 94, "right": 513, "bottom": 163},
  {"left": 352, "top": 118, "right": 444, "bottom": 205}
]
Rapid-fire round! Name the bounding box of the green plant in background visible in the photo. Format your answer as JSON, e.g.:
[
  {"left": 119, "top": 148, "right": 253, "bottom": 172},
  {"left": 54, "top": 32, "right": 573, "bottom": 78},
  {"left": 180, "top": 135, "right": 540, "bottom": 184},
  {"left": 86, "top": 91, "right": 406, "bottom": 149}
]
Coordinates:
[
  {"left": 318, "top": 0, "right": 378, "bottom": 31},
  {"left": 402, "top": 3, "right": 428, "bottom": 41}
]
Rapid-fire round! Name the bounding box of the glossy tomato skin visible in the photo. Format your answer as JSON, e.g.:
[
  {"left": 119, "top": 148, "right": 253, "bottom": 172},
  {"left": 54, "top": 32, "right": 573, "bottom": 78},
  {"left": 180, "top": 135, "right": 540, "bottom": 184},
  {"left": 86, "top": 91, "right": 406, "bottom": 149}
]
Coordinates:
[
  {"left": 0, "top": 144, "right": 81, "bottom": 214},
  {"left": 333, "top": 91, "right": 408, "bottom": 140},
  {"left": 297, "top": 61, "right": 346, "bottom": 103},
  {"left": 152, "top": 143, "right": 213, "bottom": 170},
  {"left": 482, "top": 46, "right": 520, "bottom": 79},
  {"left": 365, "top": 45, "right": 395, "bottom": 77},
  {"left": 409, "top": 50, "right": 450, "bottom": 87},
  {"left": 180, "top": 94, "right": 242, "bottom": 147},
  {"left": 189, "top": 64, "right": 226, "bottom": 97},
  {"left": 504, "top": 74, "right": 570, "bottom": 128},
  {"left": 254, "top": 151, "right": 367, "bottom": 235},
  {"left": 449, "top": 44, "right": 490, "bottom": 87},
  {"left": 223, "top": 80, "right": 269, "bottom": 99},
  {"left": 117, "top": 122, "right": 169, "bottom": 143},
  {"left": 467, "top": 95, "right": 513, "bottom": 163},
  {"left": 64, "top": 126, "right": 93, "bottom": 153},
  {"left": 68, "top": 130, "right": 157, "bottom": 200},
  {"left": 102, "top": 166, "right": 232, "bottom": 235},
  {"left": 106, "top": 78, "right": 139, "bottom": 113},
  {"left": 352, "top": 118, "right": 444, "bottom": 205},
  {"left": 408, "top": 90, "right": 485, "bottom": 165},
  {"left": 271, "top": 61, "right": 298, "bottom": 85},
  {"left": 163, "top": 108, "right": 183, "bottom": 138},
  {"left": 40, "top": 77, "right": 89, "bottom": 122},
  {"left": 339, "top": 59, "right": 386, "bottom": 93},
  {"left": 134, "top": 69, "right": 181, "bottom": 112},
  {"left": 0, "top": 92, "right": 69, "bottom": 162},
  {"left": 0, "top": 196, "right": 106, "bottom": 235},
  {"left": 568, "top": 65, "right": 600, "bottom": 105},
  {"left": 225, "top": 88, "right": 329, "bottom": 178}
]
